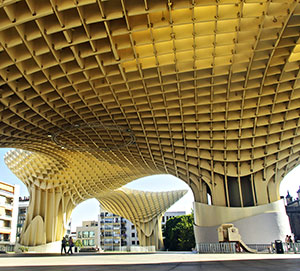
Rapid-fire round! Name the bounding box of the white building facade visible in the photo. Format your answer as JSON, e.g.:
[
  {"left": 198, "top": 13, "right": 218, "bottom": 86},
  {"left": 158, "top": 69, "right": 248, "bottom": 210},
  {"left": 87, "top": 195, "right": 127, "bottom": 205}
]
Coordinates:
[
  {"left": 97, "top": 207, "right": 186, "bottom": 250},
  {"left": 0, "top": 181, "right": 19, "bottom": 251},
  {"left": 16, "top": 197, "right": 29, "bottom": 241},
  {"left": 76, "top": 221, "right": 99, "bottom": 248},
  {"left": 162, "top": 211, "right": 186, "bottom": 225},
  {"left": 98, "top": 210, "right": 127, "bottom": 251}
]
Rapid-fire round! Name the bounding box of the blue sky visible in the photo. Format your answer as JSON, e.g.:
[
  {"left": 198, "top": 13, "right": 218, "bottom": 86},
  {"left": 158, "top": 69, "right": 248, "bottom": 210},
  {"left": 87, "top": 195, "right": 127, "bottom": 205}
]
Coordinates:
[{"left": 1, "top": 148, "right": 299, "bottom": 231}]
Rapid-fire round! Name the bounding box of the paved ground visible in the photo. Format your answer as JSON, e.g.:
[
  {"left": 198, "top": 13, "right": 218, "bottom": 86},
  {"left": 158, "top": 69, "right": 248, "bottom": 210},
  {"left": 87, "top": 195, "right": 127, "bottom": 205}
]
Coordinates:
[{"left": 0, "top": 252, "right": 299, "bottom": 271}]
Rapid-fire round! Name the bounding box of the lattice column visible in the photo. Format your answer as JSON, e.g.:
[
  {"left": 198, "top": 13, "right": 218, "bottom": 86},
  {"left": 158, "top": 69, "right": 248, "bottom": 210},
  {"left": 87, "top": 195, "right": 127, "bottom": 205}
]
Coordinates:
[
  {"left": 20, "top": 185, "right": 75, "bottom": 246},
  {"left": 98, "top": 188, "right": 187, "bottom": 250},
  {"left": 135, "top": 215, "right": 163, "bottom": 250}
]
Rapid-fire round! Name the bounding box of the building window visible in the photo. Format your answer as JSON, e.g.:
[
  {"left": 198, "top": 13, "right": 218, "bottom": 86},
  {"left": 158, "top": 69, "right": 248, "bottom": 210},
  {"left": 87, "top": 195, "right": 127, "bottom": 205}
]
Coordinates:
[
  {"left": 82, "top": 240, "right": 89, "bottom": 246},
  {"left": 89, "top": 231, "right": 95, "bottom": 237},
  {"left": 162, "top": 216, "right": 165, "bottom": 223},
  {"left": 104, "top": 225, "right": 113, "bottom": 230},
  {"left": 131, "top": 225, "right": 135, "bottom": 230},
  {"left": 83, "top": 231, "right": 89, "bottom": 238},
  {"left": 132, "top": 241, "right": 135, "bottom": 245},
  {"left": 137, "top": 241, "right": 139, "bottom": 245},
  {"left": 131, "top": 232, "right": 135, "bottom": 237},
  {"left": 104, "top": 238, "right": 113, "bottom": 244},
  {"left": 78, "top": 231, "right": 81, "bottom": 238}
]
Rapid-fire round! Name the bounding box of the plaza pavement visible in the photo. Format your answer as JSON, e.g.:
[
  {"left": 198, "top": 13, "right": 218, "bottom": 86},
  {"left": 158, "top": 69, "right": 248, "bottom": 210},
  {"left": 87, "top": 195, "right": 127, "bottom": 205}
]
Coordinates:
[{"left": 0, "top": 252, "right": 299, "bottom": 270}]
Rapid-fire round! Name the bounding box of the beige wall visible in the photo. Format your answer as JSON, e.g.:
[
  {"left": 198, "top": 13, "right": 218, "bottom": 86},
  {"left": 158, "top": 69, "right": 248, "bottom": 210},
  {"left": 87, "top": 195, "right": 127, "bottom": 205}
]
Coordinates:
[{"left": 193, "top": 199, "right": 292, "bottom": 244}]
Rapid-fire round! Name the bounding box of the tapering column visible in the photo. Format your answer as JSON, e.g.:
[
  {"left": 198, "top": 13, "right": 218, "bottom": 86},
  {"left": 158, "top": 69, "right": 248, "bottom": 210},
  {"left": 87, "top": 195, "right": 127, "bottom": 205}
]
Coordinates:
[
  {"left": 98, "top": 188, "right": 187, "bottom": 250},
  {"left": 135, "top": 215, "right": 164, "bottom": 250},
  {"left": 191, "top": 173, "right": 292, "bottom": 246},
  {"left": 20, "top": 185, "right": 75, "bottom": 246}
]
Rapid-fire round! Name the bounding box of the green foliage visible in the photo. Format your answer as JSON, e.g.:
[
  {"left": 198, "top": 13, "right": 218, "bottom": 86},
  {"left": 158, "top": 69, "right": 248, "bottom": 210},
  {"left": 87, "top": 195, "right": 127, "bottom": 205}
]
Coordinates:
[
  {"left": 75, "top": 239, "right": 83, "bottom": 248},
  {"left": 163, "top": 214, "right": 195, "bottom": 251},
  {"left": 19, "top": 246, "right": 29, "bottom": 252}
]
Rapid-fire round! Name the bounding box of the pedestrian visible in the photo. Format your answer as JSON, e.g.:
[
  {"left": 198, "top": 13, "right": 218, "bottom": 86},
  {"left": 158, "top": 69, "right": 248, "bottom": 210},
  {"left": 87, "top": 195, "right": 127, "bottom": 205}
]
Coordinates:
[
  {"left": 288, "top": 235, "right": 293, "bottom": 251},
  {"left": 68, "top": 237, "right": 74, "bottom": 254},
  {"left": 61, "top": 236, "right": 67, "bottom": 255},
  {"left": 285, "top": 235, "right": 290, "bottom": 251},
  {"left": 235, "top": 242, "right": 241, "bottom": 252}
]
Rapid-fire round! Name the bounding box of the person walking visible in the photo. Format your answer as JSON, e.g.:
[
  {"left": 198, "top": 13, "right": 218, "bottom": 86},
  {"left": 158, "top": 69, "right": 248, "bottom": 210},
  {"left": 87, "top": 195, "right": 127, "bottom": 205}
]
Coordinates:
[
  {"left": 61, "top": 236, "right": 67, "bottom": 255},
  {"left": 68, "top": 237, "right": 74, "bottom": 254}
]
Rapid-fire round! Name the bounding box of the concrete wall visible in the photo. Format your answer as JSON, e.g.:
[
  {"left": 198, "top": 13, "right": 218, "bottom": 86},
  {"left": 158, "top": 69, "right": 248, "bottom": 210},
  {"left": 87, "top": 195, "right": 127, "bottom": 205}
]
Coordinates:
[{"left": 194, "top": 199, "right": 292, "bottom": 244}]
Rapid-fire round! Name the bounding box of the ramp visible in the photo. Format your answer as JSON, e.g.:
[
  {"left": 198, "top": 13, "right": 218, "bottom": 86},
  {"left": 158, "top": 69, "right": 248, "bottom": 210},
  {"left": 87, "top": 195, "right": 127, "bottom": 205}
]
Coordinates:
[{"left": 238, "top": 240, "right": 257, "bottom": 253}]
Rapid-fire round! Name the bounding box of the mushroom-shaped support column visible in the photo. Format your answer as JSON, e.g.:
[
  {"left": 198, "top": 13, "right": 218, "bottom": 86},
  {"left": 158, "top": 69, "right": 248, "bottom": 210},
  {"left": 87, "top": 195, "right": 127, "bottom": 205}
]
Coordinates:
[
  {"left": 98, "top": 187, "right": 187, "bottom": 250},
  {"left": 4, "top": 149, "right": 77, "bottom": 247}
]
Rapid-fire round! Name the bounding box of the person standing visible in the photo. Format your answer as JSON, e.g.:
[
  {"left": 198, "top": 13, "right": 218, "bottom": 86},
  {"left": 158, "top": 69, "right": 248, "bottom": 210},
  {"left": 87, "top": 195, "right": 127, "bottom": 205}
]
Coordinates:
[
  {"left": 68, "top": 237, "right": 74, "bottom": 254},
  {"left": 288, "top": 235, "right": 294, "bottom": 252},
  {"left": 285, "top": 235, "right": 290, "bottom": 251},
  {"left": 61, "top": 236, "right": 67, "bottom": 255}
]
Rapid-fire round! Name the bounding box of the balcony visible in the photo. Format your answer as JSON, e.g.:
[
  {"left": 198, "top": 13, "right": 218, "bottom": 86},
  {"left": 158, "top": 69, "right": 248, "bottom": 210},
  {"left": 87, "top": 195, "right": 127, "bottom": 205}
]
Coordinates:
[
  {"left": 101, "top": 243, "right": 111, "bottom": 246},
  {"left": 0, "top": 240, "right": 11, "bottom": 245},
  {"left": 0, "top": 190, "right": 14, "bottom": 198},
  {"left": 0, "top": 227, "right": 11, "bottom": 233},
  {"left": 0, "top": 215, "right": 12, "bottom": 221},
  {"left": 104, "top": 228, "right": 113, "bottom": 231},
  {"left": 0, "top": 203, "right": 13, "bottom": 210}
]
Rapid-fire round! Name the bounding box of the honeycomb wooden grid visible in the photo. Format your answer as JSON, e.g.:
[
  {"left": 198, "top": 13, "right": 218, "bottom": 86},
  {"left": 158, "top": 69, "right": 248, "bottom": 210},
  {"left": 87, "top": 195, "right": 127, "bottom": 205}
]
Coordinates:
[{"left": 1, "top": 0, "right": 300, "bottom": 208}]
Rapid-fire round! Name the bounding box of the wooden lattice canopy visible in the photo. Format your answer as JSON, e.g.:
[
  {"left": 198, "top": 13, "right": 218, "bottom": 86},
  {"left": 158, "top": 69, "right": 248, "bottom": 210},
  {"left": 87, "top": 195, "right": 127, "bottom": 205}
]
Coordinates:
[{"left": 2, "top": 0, "right": 300, "bottom": 208}]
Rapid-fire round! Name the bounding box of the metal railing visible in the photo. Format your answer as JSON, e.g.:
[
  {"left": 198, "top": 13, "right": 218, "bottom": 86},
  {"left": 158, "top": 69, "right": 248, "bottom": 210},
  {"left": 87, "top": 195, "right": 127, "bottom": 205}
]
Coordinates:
[
  {"left": 196, "top": 242, "right": 300, "bottom": 254},
  {"left": 196, "top": 242, "right": 236, "bottom": 253},
  {"left": 0, "top": 244, "right": 14, "bottom": 252},
  {"left": 271, "top": 242, "right": 300, "bottom": 254},
  {"left": 120, "top": 245, "right": 156, "bottom": 252}
]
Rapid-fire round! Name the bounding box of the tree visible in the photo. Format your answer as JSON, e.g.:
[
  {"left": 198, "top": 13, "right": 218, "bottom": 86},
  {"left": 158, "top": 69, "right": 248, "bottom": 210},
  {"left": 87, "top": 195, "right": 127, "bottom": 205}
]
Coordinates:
[
  {"left": 163, "top": 214, "right": 195, "bottom": 251},
  {"left": 74, "top": 239, "right": 83, "bottom": 249}
]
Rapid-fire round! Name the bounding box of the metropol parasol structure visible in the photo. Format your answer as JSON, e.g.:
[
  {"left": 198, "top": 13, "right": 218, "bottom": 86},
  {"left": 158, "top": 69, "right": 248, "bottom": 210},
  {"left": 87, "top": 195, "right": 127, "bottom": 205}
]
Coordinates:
[{"left": 0, "top": 0, "right": 298, "bottom": 250}]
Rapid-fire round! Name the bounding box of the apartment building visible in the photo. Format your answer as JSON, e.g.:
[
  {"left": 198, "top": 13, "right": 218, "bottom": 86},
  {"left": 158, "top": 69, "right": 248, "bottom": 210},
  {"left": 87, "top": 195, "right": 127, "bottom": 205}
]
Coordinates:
[
  {"left": 98, "top": 211, "right": 127, "bottom": 251},
  {"left": 16, "top": 196, "right": 29, "bottom": 240},
  {"left": 125, "top": 219, "right": 139, "bottom": 246},
  {"left": 0, "top": 181, "right": 19, "bottom": 250},
  {"left": 162, "top": 211, "right": 186, "bottom": 225},
  {"left": 76, "top": 221, "right": 99, "bottom": 248},
  {"left": 98, "top": 207, "right": 185, "bottom": 250}
]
